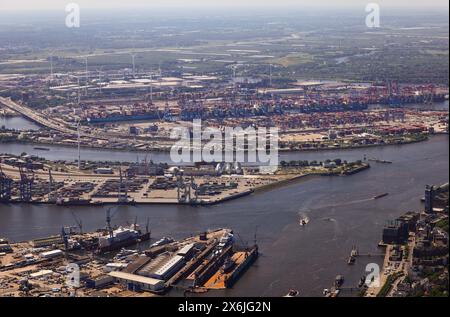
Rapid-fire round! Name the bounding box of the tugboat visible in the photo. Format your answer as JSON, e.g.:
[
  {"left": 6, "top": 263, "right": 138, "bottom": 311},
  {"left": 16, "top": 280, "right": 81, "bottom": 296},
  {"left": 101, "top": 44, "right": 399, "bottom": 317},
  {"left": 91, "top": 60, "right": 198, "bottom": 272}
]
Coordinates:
[{"left": 284, "top": 289, "right": 300, "bottom": 297}]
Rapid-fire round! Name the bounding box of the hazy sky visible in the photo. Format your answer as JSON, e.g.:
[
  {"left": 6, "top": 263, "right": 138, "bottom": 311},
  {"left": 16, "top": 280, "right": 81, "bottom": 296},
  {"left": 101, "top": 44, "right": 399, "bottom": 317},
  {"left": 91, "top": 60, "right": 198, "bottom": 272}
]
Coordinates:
[{"left": 0, "top": 0, "right": 448, "bottom": 11}]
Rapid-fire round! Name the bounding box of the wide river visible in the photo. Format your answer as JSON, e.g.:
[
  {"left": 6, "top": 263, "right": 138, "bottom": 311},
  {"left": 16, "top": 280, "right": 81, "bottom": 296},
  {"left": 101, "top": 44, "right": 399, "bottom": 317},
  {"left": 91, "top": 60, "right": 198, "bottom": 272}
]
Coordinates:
[{"left": 0, "top": 117, "right": 449, "bottom": 296}]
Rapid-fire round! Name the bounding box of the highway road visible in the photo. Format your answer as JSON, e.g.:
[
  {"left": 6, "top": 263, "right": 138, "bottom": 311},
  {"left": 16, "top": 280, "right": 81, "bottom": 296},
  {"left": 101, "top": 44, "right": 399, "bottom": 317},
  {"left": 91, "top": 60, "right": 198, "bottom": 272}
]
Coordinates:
[{"left": 0, "top": 97, "right": 77, "bottom": 135}]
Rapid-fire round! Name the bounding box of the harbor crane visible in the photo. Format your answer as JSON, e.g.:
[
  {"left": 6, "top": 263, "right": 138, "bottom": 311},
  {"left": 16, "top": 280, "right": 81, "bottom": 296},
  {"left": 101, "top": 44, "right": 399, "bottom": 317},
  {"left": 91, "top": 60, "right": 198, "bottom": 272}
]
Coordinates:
[
  {"left": 106, "top": 207, "right": 120, "bottom": 238},
  {"left": 106, "top": 208, "right": 114, "bottom": 238},
  {"left": 0, "top": 165, "right": 12, "bottom": 202},
  {"left": 19, "top": 167, "right": 34, "bottom": 202},
  {"left": 47, "top": 169, "right": 58, "bottom": 203},
  {"left": 71, "top": 210, "right": 83, "bottom": 234},
  {"left": 176, "top": 174, "right": 198, "bottom": 204},
  {"left": 118, "top": 168, "right": 128, "bottom": 203}
]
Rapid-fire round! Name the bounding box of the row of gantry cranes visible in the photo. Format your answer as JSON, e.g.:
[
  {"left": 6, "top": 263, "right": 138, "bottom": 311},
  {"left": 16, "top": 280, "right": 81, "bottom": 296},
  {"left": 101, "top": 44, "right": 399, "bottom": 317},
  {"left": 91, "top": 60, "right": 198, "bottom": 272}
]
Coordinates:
[
  {"left": 0, "top": 165, "right": 33, "bottom": 202},
  {"left": 0, "top": 165, "right": 200, "bottom": 205}
]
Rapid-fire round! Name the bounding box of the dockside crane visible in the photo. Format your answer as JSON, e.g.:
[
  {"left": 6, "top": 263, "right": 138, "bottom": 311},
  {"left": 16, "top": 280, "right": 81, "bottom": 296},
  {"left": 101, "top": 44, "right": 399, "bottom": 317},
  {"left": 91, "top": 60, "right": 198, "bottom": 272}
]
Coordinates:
[
  {"left": 0, "top": 165, "right": 12, "bottom": 202},
  {"left": 71, "top": 210, "right": 83, "bottom": 234},
  {"left": 19, "top": 167, "right": 34, "bottom": 202},
  {"left": 106, "top": 208, "right": 114, "bottom": 238},
  {"left": 47, "top": 169, "right": 58, "bottom": 203},
  {"left": 61, "top": 227, "right": 69, "bottom": 251},
  {"left": 118, "top": 167, "right": 128, "bottom": 203}
]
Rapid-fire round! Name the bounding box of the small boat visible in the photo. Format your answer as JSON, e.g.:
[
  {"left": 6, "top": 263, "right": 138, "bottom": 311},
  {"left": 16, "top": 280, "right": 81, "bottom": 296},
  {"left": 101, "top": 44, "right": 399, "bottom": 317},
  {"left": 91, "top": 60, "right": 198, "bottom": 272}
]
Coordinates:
[
  {"left": 299, "top": 217, "right": 310, "bottom": 226},
  {"left": 373, "top": 193, "right": 389, "bottom": 200},
  {"left": 358, "top": 276, "right": 366, "bottom": 288},
  {"left": 335, "top": 275, "right": 344, "bottom": 288},
  {"left": 150, "top": 237, "right": 174, "bottom": 248},
  {"left": 284, "top": 289, "right": 300, "bottom": 297},
  {"left": 347, "top": 256, "right": 356, "bottom": 265},
  {"left": 33, "top": 147, "right": 50, "bottom": 151}
]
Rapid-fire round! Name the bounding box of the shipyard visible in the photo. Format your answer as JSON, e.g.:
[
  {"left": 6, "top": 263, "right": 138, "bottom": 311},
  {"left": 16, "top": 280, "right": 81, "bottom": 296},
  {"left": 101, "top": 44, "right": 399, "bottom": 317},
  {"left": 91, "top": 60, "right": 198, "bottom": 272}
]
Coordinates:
[{"left": 0, "top": 224, "right": 259, "bottom": 297}]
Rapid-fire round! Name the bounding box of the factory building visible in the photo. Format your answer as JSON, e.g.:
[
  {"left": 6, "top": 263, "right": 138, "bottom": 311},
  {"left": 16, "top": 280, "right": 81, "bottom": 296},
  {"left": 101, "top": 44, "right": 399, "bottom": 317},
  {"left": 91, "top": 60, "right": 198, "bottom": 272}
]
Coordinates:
[
  {"left": 151, "top": 255, "right": 184, "bottom": 280},
  {"left": 40, "top": 249, "right": 64, "bottom": 259},
  {"left": 31, "top": 236, "right": 63, "bottom": 248},
  {"left": 108, "top": 271, "right": 165, "bottom": 293},
  {"left": 85, "top": 275, "right": 115, "bottom": 289}
]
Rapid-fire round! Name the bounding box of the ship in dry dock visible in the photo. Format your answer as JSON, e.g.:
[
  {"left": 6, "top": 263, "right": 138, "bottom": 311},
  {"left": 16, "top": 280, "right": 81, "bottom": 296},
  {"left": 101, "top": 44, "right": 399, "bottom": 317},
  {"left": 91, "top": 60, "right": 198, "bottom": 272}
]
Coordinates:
[
  {"left": 96, "top": 210, "right": 150, "bottom": 253},
  {"left": 202, "top": 244, "right": 259, "bottom": 289}
]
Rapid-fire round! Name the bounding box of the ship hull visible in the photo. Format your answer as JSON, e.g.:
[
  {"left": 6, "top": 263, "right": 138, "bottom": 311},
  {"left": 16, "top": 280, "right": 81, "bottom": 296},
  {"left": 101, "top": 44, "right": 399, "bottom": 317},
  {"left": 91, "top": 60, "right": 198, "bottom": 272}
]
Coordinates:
[{"left": 97, "top": 232, "right": 150, "bottom": 253}]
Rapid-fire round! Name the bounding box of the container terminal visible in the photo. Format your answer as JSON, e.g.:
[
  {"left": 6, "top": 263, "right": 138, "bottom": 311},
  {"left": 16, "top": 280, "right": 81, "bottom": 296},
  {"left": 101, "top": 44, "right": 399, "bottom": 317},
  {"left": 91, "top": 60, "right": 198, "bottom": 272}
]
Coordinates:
[{"left": 0, "top": 225, "right": 258, "bottom": 297}]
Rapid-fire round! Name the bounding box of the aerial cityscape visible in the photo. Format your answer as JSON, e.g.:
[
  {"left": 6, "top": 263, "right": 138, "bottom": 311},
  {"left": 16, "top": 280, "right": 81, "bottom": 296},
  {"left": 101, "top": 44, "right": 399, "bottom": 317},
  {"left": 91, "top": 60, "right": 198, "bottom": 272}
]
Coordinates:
[{"left": 0, "top": 0, "right": 448, "bottom": 303}]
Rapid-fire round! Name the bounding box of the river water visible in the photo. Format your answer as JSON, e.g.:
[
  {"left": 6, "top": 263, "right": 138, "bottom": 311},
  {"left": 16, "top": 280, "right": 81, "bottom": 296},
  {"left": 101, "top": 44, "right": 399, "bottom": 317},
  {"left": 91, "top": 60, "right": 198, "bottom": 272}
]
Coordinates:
[
  {"left": 0, "top": 133, "right": 448, "bottom": 296},
  {"left": 0, "top": 116, "right": 40, "bottom": 131}
]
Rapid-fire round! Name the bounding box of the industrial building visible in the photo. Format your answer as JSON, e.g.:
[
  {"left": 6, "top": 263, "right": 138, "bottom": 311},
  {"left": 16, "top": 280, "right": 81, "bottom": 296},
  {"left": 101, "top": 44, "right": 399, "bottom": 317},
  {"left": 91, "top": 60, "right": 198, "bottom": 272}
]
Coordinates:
[
  {"left": 32, "top": 236, "right": 63, "bottom": 248},
  {"left": 39, "top": 249, "right": 64, "bottom": 259},
  {"left": 136, "top": 253, "right": 185, "bottom": 281},
  {"left": 108, "top": 271, "right": 165, "bottom": 292}
]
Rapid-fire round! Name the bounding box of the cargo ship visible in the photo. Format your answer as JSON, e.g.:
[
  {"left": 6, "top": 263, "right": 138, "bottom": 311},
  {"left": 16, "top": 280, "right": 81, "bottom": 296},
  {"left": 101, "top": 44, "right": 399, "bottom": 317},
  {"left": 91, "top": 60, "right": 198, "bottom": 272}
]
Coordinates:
[{"left": 86, "top": 112, "right": 161, "bottom": 124}]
